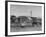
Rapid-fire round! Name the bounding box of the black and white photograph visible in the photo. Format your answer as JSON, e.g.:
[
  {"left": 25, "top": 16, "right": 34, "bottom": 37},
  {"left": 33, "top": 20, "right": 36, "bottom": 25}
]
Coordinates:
[
  {"left": 6, "top": 1, "right": 45, "bottom": 35},
  {"left": 10, "top": 4, "right": 42, "bottom": 32}
]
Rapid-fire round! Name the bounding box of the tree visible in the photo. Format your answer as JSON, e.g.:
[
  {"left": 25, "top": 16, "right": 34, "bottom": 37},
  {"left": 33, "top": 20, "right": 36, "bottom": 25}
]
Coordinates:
[{"left": 10, "top": 15, "right": 16, "bottom": 24}]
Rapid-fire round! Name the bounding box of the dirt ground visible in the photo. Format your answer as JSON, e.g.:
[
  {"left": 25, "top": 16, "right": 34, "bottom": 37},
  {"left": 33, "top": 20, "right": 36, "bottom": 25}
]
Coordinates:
[{"left": 10, "top": 25, "right": 42, "bottom": 32}]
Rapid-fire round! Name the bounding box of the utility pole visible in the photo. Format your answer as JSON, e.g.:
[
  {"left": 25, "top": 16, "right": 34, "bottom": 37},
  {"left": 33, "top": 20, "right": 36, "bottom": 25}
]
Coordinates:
[{"left": 31, "top": 11, "right": 32, "bottom": 17}]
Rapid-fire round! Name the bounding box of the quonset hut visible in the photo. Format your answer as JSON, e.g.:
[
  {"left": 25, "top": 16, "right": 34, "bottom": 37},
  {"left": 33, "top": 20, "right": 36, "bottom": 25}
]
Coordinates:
[{"left": 11, "top": 16, "right": 33, "bottom": 27}]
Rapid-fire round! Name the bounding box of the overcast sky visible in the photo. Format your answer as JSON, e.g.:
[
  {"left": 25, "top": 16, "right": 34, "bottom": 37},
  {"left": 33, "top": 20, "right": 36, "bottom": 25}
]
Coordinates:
[{"left": 10, "top": 5, "right": 42, "bottom": 17}]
